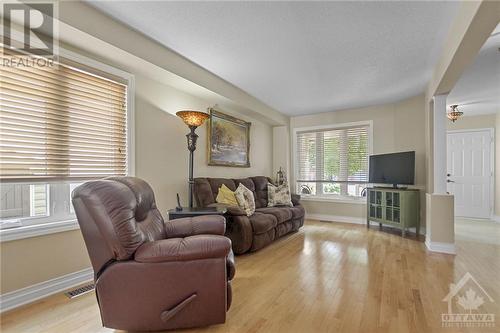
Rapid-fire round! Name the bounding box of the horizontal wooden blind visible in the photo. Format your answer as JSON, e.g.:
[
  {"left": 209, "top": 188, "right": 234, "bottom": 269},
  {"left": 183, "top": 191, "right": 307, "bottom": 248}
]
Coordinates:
[
  {"left": 296, "top": 126, "right": 369, "bottom": 183},
  {"left": 0, "top": 49, "right": 128, "bottom": 182}
]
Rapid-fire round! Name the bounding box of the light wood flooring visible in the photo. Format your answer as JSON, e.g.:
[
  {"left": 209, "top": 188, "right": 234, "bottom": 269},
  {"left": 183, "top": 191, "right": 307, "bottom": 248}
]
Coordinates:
[{"left": 2, "top": 219, "right": 499, "bottom": 333}]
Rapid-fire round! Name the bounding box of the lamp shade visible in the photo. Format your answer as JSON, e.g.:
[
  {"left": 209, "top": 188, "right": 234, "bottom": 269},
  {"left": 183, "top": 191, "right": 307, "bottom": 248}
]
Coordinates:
[
  {"left": 176, "top": 110, "right": 209, "bottom": 127},
  {"left": 447, "top": 105, "right": 463, "bottom": 122}
]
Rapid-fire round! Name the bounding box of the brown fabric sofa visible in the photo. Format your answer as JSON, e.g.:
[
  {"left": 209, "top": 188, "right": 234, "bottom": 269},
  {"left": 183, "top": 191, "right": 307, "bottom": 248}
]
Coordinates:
[
  {"left": 72, "top": 177, "right": 235, "bottom": 331},
  {"left": 194, "top": 176, "right": 305, "bottom": 254}
]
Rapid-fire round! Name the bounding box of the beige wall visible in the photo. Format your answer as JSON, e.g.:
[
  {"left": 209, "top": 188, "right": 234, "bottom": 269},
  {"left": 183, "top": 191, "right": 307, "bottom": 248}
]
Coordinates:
[
  {"left": 290, "top": 95, "right": 426, "bottom": 221},
  {"left": 446, "top": 114, "right": 496, "bottom": 130},
  {"left": 0, "top": 58, "right": 274, "bottom": 295},
  {"left": 496, "top": 112, "right": 500, "bottom": 217}
]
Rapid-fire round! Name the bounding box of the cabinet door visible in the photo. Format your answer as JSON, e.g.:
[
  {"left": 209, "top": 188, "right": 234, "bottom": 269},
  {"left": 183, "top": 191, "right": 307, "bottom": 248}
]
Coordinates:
[
  {"left": 369, "top": 205, "right": 376, "bottom": 218},
  {"left": 386, "top": 192, "right": 393, "bottom": 206},
  {"left": 369, "top": 190, "right": 376, "bottom": 204},
  {"left": 386, "top": 207, "right": 393, "bottom": 221},
  {"left": 393, "top": 192, "right": 400, "bottom": 208},
  {"left": 393, "top": 209, "right": 400, "bottom": 223}
]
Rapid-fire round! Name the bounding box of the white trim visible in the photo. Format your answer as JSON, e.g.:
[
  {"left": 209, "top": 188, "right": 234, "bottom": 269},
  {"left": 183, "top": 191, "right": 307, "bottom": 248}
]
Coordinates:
[
  {"left": 433, "top": 94, "right": 448, "bottom": 194},
  {"left": 291, "top": 120, "right": 374, "bottom": 194},
  {"left": 307, "top": 213, "right": 426, "bottom": 235},
  {"left": 0, "top": 47, "right": 136, "bottom": 241},
  {"left": 0, "top": 219, "right": 79, "bottom": 243},
  {"left": 447, "top": 127, "right": 495, "bottom": 218},
  {"left": 301, "top": 196, "right": 367, "bottom": 205},
  {"left": 425, "top": 237, "right": 456, "bottom": 254},
  {"left": 0, "top": 267, "right": 93, "bottom": 313},
  {"left": 306, "top": 213, "right": 366, "bottom": 225},
  {"left": 491, "top": 215, "right": 500, "bottom": 223}
]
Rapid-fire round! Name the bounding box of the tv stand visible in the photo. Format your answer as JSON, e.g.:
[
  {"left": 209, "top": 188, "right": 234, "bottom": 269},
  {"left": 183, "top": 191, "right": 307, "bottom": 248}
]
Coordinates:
[{"left": 366, "top": 187, "right": 420, "bottom": 237}]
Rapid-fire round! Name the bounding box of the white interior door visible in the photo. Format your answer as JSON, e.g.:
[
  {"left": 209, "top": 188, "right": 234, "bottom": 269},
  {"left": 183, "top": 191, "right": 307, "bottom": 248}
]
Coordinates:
[{"left": 447, "top": 129, "right": 493, "bottom": 218}]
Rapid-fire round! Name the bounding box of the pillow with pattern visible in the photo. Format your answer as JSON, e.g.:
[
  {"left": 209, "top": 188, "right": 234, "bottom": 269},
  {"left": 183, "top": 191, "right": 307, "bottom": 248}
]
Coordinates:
[
  {"left": 267, "top": 182, "right": 293, "bottom": 207},
  {"left": 234, "top": 183, "right": 256, "bottom": 216}
]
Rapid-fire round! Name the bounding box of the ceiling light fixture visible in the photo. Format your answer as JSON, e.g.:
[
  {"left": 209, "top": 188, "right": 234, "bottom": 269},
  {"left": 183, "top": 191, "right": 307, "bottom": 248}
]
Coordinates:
[{"left": 447, "top": 105, "right": 463, "bottom": 122}]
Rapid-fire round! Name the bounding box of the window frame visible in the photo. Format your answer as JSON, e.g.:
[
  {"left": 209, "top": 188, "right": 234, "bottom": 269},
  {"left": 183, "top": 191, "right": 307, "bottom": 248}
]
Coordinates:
[
  {"left": 0, "top": 47, "right": 135, "bottom": 242},
  {"left": 292, "top": 120, "right": 373, "bottom": 202}
]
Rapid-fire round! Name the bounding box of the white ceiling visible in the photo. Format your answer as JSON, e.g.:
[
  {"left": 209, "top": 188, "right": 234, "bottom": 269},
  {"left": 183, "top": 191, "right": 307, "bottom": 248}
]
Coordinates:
[
  {"left": 448, "top": 24, "right": 500, "bottom": 116},
  {"left": 89, "top": 1, "right": 459, "bottom": 116}
]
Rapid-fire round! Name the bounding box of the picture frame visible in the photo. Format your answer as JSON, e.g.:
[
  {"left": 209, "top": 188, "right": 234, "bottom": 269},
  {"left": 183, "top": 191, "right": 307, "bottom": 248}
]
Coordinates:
[{"left": 207, "top": 109, "right": 251, "bottom": 167}]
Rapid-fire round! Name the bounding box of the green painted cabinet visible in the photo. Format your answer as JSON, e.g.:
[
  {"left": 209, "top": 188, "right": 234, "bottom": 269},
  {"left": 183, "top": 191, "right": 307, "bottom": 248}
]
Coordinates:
[{"left": 366, "top": 188, "right": 420, "bottom": 237}]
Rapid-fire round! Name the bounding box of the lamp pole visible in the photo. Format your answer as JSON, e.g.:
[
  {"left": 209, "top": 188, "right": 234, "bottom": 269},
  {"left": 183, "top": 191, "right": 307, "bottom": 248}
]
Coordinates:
[{"left": 186, "top": 125, "right": 198, "bottom": 208}]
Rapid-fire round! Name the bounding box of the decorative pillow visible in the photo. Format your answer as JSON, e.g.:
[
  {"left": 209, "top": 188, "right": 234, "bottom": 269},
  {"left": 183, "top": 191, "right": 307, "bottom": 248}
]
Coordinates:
[
  {"left": 216, "top": 184, "right": 238, "bottom": 206},
  {"left": 234, "top": 183, "right": 255, "bottom": 216},
  {"left": 267, "top": 182, "right": 293, "bottom": 207}
]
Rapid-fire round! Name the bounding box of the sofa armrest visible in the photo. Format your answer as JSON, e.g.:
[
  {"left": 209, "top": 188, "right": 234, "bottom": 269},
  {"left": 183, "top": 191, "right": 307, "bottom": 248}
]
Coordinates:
[
  {"left": 134, "top": 235, "right": 231, "bottom": 263},
  {"left": 291, "top": 193, "right": 301, "bottom": 206},
  {"left": 165, "top": 215, "right": 225, "bottom": 238},
  {"left": 207, "top": 203, "right": 246, "bottom": 216}
]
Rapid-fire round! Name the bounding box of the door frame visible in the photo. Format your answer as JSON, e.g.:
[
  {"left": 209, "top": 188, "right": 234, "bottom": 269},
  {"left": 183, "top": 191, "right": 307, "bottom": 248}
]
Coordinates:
[{"left": 446, "top": 127, "right": 495, "bottom": 219}]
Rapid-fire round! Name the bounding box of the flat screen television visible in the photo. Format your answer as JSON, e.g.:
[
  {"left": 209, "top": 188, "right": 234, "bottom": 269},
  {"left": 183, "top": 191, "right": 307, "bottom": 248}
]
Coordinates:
[{"left": 369, "top": 151, "right": 415, "bottom": 188}]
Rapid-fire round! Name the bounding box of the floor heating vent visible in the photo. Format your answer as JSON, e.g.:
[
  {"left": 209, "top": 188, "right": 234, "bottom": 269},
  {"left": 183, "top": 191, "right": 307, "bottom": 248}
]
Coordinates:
[{"left": 65, "top": 283, "right": 95, "bottom": 299}]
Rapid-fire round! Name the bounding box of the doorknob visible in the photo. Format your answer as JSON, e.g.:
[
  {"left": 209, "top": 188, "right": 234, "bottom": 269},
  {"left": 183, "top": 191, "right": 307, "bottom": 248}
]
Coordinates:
[{"left": 447, "top": 180, "right": 455, "bottom": 183}]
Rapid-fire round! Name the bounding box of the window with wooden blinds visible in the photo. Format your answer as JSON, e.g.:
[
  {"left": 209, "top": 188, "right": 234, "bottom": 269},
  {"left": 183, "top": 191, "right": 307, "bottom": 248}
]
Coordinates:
[
  {"left": 0, "top": 49, "right": 129, "bottom": 182},
  {"left": 295, "top": 124, "right": 370, "bottom": 197}
]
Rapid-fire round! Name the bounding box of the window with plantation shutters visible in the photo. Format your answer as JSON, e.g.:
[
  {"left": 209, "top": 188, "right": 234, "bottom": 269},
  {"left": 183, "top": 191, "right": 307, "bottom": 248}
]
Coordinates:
[
  {"left": 295, "top": 124, "right": 370, "bottom": 197},
  {"left": 0, "top": 49, "right": 128, "bottom": 182}
]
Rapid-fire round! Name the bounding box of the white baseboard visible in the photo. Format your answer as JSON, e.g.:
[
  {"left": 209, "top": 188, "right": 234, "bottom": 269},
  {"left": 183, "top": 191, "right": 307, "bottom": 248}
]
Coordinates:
[
  {"left": 491, "top": 215, "right": 500, "bottom": 223},
  {"left": 306, "top": 213, "right": 426, "bottom": 235},
  {"left": 0, "top": 267, "right": 93, "bottom": 313},
  {"left": 425, "top": 238, "right": 456, "bottom": 255},
  {"left": 306, "top": 213, "right": 366, "bottom": 225}
]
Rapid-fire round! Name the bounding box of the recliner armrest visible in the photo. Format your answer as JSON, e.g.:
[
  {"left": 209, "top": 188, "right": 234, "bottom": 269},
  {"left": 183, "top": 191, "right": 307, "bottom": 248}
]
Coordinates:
[
  {"left": 165, "top": 215, "right": 225, "bottom": 238},
  {"left": 134, "top": 235, "right": 231, "bottom": 263},
  {"left": 291, "top": 193, "right": 301, "bottom": 206}
]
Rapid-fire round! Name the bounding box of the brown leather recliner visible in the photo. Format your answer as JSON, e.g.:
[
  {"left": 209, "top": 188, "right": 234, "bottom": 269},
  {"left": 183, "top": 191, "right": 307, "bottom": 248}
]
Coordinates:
[{"left": 72, "top": 177, "right": 235, "bottom": 331}]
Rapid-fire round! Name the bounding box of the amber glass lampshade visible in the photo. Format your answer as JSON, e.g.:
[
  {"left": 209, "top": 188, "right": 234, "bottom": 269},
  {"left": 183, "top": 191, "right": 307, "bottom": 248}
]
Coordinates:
[
  {"left": 176, "top": 110, "right": 209, "bottom": 127},
  {"left": 446, "top": 105, "right": 463, "bottom": 123}
]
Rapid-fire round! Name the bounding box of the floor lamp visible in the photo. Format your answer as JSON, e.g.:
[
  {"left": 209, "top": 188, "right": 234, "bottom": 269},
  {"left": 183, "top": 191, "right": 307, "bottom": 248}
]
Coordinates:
[{"left": 176, "top": 110, "right": 209, "bottom": 208}]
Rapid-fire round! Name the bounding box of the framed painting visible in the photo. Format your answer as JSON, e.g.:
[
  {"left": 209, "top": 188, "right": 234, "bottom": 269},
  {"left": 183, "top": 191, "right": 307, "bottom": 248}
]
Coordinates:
[{"left": 207, "top": 109, "right": 251, "bottom": 167}]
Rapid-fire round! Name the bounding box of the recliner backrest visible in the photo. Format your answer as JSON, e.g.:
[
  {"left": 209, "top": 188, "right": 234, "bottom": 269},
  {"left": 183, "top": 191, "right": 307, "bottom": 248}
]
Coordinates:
[{"left": 72, "top": 177, "right": 165, "bottom": 276}]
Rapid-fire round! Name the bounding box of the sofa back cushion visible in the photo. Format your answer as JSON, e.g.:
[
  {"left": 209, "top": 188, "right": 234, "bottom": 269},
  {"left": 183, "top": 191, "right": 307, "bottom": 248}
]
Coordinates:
[
  {"left": 194, "top": 176, "right": 272, "bottom": 209},
  {"left": 252, "top": 176, "right": 270, "bottom": 208}
]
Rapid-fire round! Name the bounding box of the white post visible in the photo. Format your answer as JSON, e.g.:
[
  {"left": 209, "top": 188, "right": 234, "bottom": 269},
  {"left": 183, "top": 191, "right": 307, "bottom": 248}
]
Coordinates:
[{"left": 433, "top": 94, "right": 448, "bottom": 194}]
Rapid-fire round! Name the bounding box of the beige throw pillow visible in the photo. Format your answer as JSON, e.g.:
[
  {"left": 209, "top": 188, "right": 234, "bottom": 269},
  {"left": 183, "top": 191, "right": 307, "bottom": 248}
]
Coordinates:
[
  {"left": 216, "top": 184, "right": 238, "bottom": 206},
  {"left": 234, "top": 183, "right": 255, "bottom": 216},
  {"left": 267, "top": 182, "right": 293, "bottom": 207}
]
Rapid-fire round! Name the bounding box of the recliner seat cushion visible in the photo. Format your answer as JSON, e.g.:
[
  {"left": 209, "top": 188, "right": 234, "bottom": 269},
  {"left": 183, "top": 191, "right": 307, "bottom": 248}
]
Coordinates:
[
  {"left": 255, "top": 207, "right": 292, "bottom": 224},
  {"left": 249, "top": 213, "right": 277, "bottom": 234}
]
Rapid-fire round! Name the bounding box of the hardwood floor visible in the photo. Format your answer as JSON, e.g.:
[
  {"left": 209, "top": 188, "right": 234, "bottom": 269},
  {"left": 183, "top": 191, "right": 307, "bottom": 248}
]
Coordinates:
[{"left": 2, "top": 220, "right": 499, "bottom": 333}]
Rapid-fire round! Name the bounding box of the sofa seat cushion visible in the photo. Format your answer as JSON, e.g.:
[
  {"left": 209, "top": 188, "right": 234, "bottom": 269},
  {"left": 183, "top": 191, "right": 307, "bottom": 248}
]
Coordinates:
[
  {"left": 255, "top": 207, "right": 292, "bottom": 224},
  {"left": 289, "top": 206, "right": 305, "bottom": 219},
  {"left": 249, "top": 212, "right": 277, "bottom": 234}
]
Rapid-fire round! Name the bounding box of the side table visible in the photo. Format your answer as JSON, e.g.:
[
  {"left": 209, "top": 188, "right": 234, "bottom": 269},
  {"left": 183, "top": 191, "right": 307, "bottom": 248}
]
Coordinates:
[{"left": 167, "top": 206, "right": 227, "bottom": 220}]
